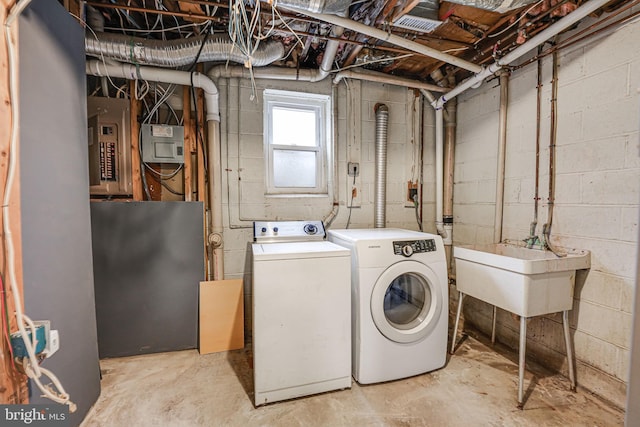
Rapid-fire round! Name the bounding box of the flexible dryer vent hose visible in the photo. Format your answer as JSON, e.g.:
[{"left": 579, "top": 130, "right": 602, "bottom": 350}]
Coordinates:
[{"left": 374, "top": 104, "right": 389, "bottom": 228}]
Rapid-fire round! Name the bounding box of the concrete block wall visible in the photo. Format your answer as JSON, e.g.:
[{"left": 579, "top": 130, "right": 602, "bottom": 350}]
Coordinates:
[
  {"left": 217, "top": 77, "right": 425, "bottom": 337},
  {"left": 453, "top": 18, "right": 639, "bottom": 407}
]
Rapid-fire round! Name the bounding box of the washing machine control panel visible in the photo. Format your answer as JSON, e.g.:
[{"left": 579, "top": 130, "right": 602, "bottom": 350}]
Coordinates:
[
  {"left": 253, "top": 220, "right": 326, "bottom": 243},
  {"left": 393, "top": 239, "right": 437, "bottom": 257}
]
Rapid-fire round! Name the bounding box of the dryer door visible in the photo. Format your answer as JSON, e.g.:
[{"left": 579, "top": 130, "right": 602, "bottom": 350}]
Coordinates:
[{"left": 370, "top": 261, "right": 443, "bottom": 344}]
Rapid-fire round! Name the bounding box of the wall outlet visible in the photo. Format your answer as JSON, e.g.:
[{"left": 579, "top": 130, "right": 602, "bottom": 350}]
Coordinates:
[
  {"left": 348, "top": 162, "right": 359, "bottom": 177},
  {"left": 407, "top": 181, "right": 419, "bottom": 203},
  {"left": 44, "top": 330, "right": 60, "bottom": 358}
]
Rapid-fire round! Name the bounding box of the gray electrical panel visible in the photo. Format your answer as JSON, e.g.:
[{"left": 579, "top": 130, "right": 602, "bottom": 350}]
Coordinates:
[
  {"left": 141, "top": 124, "right": 185, "bottom": 164},
  {"left": 87, "top": 96, "right": 133, "bottom": 196}
]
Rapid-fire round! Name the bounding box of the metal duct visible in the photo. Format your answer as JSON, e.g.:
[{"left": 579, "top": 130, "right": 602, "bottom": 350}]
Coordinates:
[
  {"left": 374, "top": 104, "right": 389, "bottom": 229},
  {"left": 275, "top": 0, "right": 351, "bottom": 14},
  {"left": 445, "top": 0, "right": 540, "bottom": 13},
  {"left": 85, "top": 32, "right": 284, "bottom": 68}
]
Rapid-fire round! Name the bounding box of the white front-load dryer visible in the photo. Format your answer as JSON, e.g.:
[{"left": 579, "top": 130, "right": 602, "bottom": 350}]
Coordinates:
[{"left": 328, "top": 228, "right": 448, "bottom": 384}]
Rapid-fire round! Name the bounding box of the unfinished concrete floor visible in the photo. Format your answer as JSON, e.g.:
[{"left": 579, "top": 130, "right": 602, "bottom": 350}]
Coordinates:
[{"left": 81, "top": 330, "right": 623, "bottom": 426}]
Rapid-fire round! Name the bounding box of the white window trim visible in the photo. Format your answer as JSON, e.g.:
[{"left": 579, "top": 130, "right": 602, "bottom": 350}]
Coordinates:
[{"left": 263, "top": 89, "right": 332, "bottom": 196}]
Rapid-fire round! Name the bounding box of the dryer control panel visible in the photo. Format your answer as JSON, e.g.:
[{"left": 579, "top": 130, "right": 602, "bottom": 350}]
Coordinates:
[{"left": 393, "top": 239, "right": 437, "bottom": 257}]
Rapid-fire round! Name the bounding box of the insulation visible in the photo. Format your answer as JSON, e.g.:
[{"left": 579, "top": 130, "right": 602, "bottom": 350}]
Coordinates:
[
  {"left": 275, "top": 0, "right": 352, "bottom": 14},
  {"left": 85, "top": 32, "right": 284, "bottom": 67},
  {"left": 445, "top": 0, "right": 540, "bottom": 13}
]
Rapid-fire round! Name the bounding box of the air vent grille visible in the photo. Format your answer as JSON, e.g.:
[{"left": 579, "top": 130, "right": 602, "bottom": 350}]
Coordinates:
[
  {"left": 392, "top": 0, "right": 442, "bottom": 33},
  {"left": 393, "top": 15, "right": 442, "bottom": 33}
]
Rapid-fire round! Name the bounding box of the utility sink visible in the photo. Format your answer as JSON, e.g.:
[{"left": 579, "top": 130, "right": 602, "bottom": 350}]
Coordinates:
[{"left": 454, "top": 243, "right": 591, "bottom": 317}]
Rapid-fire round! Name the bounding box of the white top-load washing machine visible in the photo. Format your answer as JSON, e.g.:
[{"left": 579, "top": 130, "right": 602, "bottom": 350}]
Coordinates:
[
  {"left": 252, "top": 221, "right": 351, "bottom": 406},
  {"left": 328, "top": 228, "right": 448, "bottom": 384}
]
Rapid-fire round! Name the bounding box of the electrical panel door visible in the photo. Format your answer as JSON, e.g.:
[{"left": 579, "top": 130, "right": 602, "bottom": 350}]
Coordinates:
[{"left": 87, "top": 97, "right": 133, "bottom": 196}]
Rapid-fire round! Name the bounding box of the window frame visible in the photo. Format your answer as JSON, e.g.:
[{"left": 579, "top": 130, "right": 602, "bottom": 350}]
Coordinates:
[{"left": 263, "top": 89, "right": 332, "bottom": 196}]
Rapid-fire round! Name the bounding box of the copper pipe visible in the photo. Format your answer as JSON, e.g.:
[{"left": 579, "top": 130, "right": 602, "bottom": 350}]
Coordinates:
[
  {"left": 515, "top": 2, "right": 640, "bottom": 70},
  {"left": 548, "top": 48, "right": 558, "bottom": 228},
  {"left": 472, "top": 0, "right": 573, "bottom": 64},
  {"left": 531, "top": 46, "right": 542, "bottom": 241},
  {"left": 558, "top": 0, "right": 640, "bottom": 46},
  {"left": 494, "top": 71, "right": 509, "bottom": 244},
  {"left": 526, "top": 46, "right": 543, "bottom": 247},
  {"left": 543, "top": 47, "right": 564, "bottom": 256}
]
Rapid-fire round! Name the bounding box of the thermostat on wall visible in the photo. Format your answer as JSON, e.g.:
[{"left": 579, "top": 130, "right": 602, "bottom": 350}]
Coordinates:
[{"left": 141, "top": 124, "right": 185, "bottom": 164}]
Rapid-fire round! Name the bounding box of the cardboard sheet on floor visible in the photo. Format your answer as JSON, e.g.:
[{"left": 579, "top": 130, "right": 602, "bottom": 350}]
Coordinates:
[{"left": 199, "top": 280, "right": 244, "bottom": 354}]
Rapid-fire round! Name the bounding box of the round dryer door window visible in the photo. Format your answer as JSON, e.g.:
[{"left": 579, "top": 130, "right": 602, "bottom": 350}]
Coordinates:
[{"left": 370, "top": 261, "right": 443, "bottom": 344}]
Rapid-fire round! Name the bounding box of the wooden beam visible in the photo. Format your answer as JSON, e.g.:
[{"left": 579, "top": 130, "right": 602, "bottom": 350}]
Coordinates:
[
  {"left": 129, "top": 81, "right": 144, "bottom": 200},
  {"left": 1, "top": 0, "right": 29, "bottom": 404},
  {"left": 183, "top": 86, "right": 193, "bottom": 201},
  {"left": 63, "top": 0, "right": 82, "bottom": 17}
]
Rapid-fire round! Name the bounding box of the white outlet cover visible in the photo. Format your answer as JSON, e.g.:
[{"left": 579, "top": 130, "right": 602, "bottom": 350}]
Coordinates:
[{"left": 45, "top": 330, "right": 60, "bottom": 358}]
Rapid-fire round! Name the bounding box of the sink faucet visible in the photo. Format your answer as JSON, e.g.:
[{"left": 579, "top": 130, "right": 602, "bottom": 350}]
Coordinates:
[{"left": 525, "top": 221, "right": 539, "bottom": 249}]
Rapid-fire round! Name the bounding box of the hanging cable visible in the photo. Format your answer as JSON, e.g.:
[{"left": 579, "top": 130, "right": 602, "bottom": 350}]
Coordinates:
[
  {"left": 346, "top": 175, "right": 355, "bottom": 229},
  {"left": 413, "top": 194, "right": 423, "bottom": 232}
]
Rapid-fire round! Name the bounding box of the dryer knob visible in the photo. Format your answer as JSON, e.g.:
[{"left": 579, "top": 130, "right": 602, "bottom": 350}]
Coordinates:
[{"left": 402, "top": 244, "right": 414, "bottom": 257}]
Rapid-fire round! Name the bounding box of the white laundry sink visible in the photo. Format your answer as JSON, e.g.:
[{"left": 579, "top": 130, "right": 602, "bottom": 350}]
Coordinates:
[{"left": 454, "top": 243, "right": 590, "bottom": 317}]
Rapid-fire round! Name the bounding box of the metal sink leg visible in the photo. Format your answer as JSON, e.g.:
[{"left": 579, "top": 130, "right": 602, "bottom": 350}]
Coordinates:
[
  {"left": 451, "top": 292, "right": 465, "bottom": 354},
  {"left": 518, "top": 315, "right": 527, "bottom": 409},
  {"left": 563, "top": 310, "right": 576, "bottom": 392},
  {"left": 491, "top": 306, "right": 497, "bottom": 344}
]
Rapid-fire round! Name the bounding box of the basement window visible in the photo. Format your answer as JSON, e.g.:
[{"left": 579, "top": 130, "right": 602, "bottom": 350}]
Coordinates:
[{"left": 264, "top": 89, "right": 331, "bottom": 195}]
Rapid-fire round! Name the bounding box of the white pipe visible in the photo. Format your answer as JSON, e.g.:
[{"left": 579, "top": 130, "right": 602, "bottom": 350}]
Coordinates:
[
  {"left": 86, "top": 60, "right": 225, "bottom": 279},
  {"left": 494, "top": 72, "right": 509, "bottom": 244},
  {"left": 285, "top": 7, "right": 482, "bottom": 73},
  {"left": 87, "top": 60, "right": 219, "bottom": 121},
  {"left": 419, "top": 89, "right": 437, "bottom": 105},
  {"left": 324, "top": 84, "right": 340, "bottom": 228},
  {"left": 334, "top": 70, "right": 446, "bottom": 92},
  {"left": 434, "top": 0, "right": 610, "bottom": 109},
  {"left": 435, "top": 107, "right": 446, "bottom": 239},
  {"left": 208, "top": 121, "right": 224, "bottom": 279}
]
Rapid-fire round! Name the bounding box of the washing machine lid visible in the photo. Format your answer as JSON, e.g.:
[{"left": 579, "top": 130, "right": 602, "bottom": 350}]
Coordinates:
[
  {"left": 328, "top": 228, "right": 439, "bottom": 243},
  {"left": 252, "top": 241, "right": 350, "bottom": 261}
]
